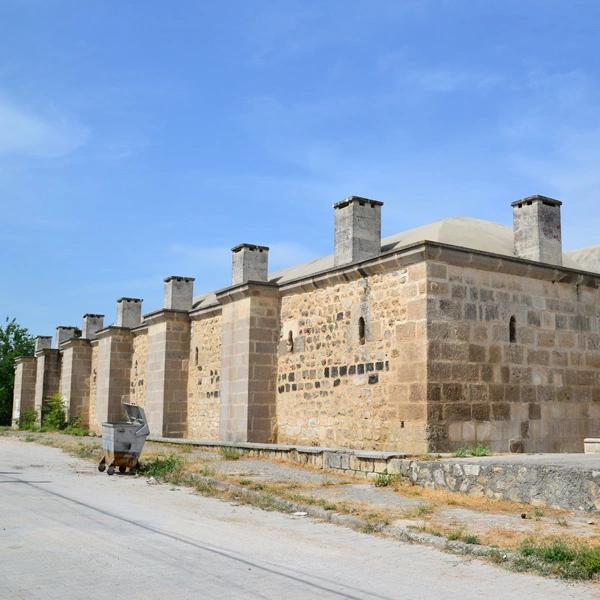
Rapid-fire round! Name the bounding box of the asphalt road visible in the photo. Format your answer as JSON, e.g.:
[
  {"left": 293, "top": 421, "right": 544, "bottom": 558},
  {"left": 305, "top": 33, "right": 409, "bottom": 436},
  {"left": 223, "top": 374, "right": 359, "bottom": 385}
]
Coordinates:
[{"left": 0, "top": 438, "right": 595, "bottom": 600}]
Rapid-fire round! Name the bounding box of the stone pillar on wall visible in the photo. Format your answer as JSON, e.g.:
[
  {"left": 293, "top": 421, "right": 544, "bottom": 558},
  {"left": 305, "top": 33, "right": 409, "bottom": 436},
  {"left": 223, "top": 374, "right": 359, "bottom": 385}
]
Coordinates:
[
  {"left": 218, "top": 282, "right": 280, "bottom": 443},
  {"left": 11, "top": 357, "right": 36, "bottom": 427},
  {"left": 60, "top": 313, "right": 104, "bottom": 426},
  {"left": 94, "top": 327, "right": 135, "bottom": 424},
  {"left": 82, "top": 314, "right": 104, "bottom": 340},
  {"left": 34, "top": 336, "right": 52, "bottom": 353},
  {"left": 144, "top": 311, "right": 191, "bottom": 437},
  {"left": 144, "top": 276, "right": 194, "bottom": 438},
  {"left": 231, "top": 244, "right": 269, "bottom": 285},
  {"left": 33, "top": 346, "right": 61, "bottom": 424},
  {"left": 56, "top": 326, "right": 80, "bottom": 345},
  {"left": 512, "top": 195, "right": 563, "bottom": 266},
  {"left": 163, "top": 276, "right": 195, "bottom": 310},
  {"left": 334, "top": 196, "right": 383, "bottom": 266},
  {"left": 94, "top": 299, "right": 142, "bottom": 425},
  {"left": 116, "top": 298, "right": 143, "bottom": 328},
  {"left": 59, "top": 338, "right": 93, "bottom": 427}
]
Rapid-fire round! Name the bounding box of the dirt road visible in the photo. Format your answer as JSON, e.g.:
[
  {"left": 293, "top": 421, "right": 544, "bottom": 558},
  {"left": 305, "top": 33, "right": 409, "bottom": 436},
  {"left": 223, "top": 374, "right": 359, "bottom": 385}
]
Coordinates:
[{"left": 0, "top": 438, "right": 594, "bottom": 599}]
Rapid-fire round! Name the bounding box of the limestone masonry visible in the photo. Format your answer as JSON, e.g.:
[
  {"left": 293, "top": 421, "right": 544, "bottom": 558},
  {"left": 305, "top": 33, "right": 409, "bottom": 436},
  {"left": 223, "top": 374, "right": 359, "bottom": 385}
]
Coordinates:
[{"left": 12, "top": 195, "right": 600, "bottom": 453}]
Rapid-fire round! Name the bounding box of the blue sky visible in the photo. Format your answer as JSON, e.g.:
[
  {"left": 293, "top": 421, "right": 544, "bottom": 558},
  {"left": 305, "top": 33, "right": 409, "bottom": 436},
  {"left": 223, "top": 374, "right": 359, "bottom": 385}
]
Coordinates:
[{"left": 1, "top": 1, "right": 600, "bottom": 336}]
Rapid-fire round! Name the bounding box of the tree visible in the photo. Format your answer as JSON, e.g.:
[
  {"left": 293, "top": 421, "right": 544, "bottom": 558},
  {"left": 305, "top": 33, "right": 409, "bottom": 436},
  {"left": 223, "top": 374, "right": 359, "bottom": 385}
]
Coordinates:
[{"left": 0, "top": 318, "right": 35, "bottom": 425}]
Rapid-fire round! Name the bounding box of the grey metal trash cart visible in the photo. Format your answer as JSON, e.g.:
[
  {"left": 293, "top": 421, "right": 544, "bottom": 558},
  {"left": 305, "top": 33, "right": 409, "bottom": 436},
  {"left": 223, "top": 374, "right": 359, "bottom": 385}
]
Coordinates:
[{"left": 99, "top": 403, "right": 150, "bottom": 475}]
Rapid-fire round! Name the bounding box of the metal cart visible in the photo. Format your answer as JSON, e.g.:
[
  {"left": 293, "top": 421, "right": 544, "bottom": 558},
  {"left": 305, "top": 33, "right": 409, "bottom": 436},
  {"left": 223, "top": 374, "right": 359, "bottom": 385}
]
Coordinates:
[{"left": 98, "top": 403, "right": 150, "bottom": 475}]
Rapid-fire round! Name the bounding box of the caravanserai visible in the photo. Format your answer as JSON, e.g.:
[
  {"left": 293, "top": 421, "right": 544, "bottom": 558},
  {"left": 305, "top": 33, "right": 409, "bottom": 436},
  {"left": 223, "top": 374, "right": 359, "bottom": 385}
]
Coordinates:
[{"left": 13, "top": 195, "right": 600, "bottom": 453}]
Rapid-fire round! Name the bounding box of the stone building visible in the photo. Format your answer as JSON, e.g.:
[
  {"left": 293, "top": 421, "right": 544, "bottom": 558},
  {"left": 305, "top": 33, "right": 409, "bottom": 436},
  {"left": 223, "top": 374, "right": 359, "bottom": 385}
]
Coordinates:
[{"left": 12, "top": 195, "right": 600, "bottom": 453}]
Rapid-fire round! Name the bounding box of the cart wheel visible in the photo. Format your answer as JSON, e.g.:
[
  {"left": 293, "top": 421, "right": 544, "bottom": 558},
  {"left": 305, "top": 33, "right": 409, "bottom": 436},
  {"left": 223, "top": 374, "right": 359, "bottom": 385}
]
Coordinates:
[
  {"left": 107, "top": 465, "right": 115, "bottom": 476},
  {"left": 98, "top": 458, "right": 106, "bottom": 472},
  {"left": 119, "top": 465, "right": 126, "bottom": 474}
]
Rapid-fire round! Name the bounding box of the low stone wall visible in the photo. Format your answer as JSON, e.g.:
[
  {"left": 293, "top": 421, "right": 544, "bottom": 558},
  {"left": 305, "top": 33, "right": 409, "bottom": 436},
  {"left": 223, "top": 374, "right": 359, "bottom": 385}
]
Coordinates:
[
  {"left": 149, "top": 437, "right": 600, "bottom": 512},
  {"left": 392, "top": 459, "right": 600, "bottom": 513},
  {"left": 149, "top": 436, "right": 408, "bottom": 472}
]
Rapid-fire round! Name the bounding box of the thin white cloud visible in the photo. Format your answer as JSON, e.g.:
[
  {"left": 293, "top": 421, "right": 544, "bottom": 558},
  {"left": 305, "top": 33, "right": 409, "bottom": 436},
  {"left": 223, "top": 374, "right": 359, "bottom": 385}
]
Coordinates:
[
  {"left": 0, "top": 95, "right": 88, "bottom": 158},
  {"left": 500, "top": 68, "right": 600, "bottom": 247},
  {"left": 169, "top": 243, "right": 231, "bottom": 267},
  {"left": 169, "top": 241, "right": 317, "bottom": 274},
  {"left": 376, "top": 52, "right": 503, "bottom": 94}
]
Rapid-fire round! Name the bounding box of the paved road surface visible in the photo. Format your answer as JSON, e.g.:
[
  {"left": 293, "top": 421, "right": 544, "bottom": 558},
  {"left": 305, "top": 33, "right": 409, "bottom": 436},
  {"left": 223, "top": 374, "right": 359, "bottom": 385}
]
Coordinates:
[{"left": 0, "top": 438, "right": 595, "bottom": 599}]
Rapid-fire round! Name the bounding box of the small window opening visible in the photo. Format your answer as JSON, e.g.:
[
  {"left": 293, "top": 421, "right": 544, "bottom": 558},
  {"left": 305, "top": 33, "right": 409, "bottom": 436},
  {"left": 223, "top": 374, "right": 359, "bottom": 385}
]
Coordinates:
[
  {"left": 287, "top": 331, "right": 294, "bottom": 353},
  {"left": 358, "top": 316, "right": 366, "bottom": 345},
  {"left": 195, "top": 347, "right": 199, "bottom": 366},
  {"left": 509, "top": 316, "right": 517, "bottom": 343},
  {"left": 134, "top": 360, "right": 138, "bottom": 376}
]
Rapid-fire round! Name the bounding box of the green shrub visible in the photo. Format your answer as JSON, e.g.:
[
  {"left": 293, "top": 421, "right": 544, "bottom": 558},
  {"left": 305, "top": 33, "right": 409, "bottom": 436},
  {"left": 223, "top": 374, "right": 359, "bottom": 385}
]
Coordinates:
[
  {"left": 41, "top": 394, "right": 66, "bottom": 431},
  {"left": 18, "top": 409, "right": 38, "bottom": 431},
  {"left": 138, "top": 455, "right": 183, "bottom": 480},
  {"left": 374, "top": 472, "right": 399, "bottom": 487}
]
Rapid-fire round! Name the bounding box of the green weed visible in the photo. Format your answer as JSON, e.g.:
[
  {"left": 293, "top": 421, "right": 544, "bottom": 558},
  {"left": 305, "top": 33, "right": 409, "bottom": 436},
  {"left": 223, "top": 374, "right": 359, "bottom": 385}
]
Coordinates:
[
  {"left": 220, "top": 446, "right": 241, "bottom": 460},
  {"left": 454, "top": 445, "right": 491, "bottom": 458},
  {"left": 462, "top": 534, "right": 480, "bottom": 545},
  {"left": 139, "top": 455, "right": 184, "bottom": 480},
  {"left": 41, "top": 394, "right": 66, "bottom": 431},
  {"left": 519, "top": 538, "right": 600, "bottom": 580},
  {"left": 447, "top": 528, "right": 464, "bottom": 541},
  {"left": 18, "top": 409, "right": 38, "bottom": 431},
  {"left": 374, "top": 472, "right": 400, "bottom": 487}
]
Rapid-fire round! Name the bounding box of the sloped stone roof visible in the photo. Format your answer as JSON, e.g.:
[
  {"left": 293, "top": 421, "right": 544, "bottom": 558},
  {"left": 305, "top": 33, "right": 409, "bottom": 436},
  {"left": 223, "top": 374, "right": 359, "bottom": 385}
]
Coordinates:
[
  {"left": 192, "top": 216, "right": 600, "bottom": 310},
  {"left": 565, "top": 245, "right": 600, "bottom": 274}
]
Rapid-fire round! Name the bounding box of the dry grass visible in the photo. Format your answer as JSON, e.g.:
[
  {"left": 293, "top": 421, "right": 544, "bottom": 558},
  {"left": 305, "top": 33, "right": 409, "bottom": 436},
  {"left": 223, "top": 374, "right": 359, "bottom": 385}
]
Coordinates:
[
  {"left": 478, "top": 526, "right": 527, "bottom": 549},
  {"left": 389, "top": 478, "right": 570, "bottom": 519}
]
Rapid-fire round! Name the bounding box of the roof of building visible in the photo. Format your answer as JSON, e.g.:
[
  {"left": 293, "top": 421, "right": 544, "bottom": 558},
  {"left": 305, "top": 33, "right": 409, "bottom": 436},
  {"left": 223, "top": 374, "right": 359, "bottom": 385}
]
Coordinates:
[
  {"left": 192, "top": 216, "right": 600, "bottom": 310},
  {"left": 565, "top": 245, "right": 600, "bottom": 274}
]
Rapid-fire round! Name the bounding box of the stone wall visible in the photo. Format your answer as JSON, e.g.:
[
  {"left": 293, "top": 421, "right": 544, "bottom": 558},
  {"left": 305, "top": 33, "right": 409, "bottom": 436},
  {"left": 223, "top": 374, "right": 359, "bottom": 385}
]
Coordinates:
[
  {"left": 188, "top": 311, "right": 222, "bottom": 440},
  {"left": 130, "top": 329, "right": 148, "bottom": 408},
  {"left": 395, "top": 458, "right": 600, "bottom": 512},
  {"left": 22, "top": 238, "right": 600, "bottom": 454},
  {"left": 276, "top": 263, "right": 428, "bottom": 453},
  {"left": 425, "top": 258, "right": 600, "bottom": 452}
]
